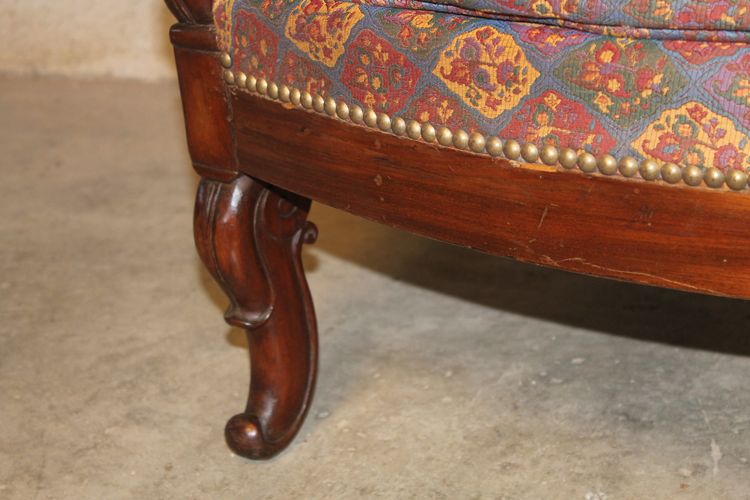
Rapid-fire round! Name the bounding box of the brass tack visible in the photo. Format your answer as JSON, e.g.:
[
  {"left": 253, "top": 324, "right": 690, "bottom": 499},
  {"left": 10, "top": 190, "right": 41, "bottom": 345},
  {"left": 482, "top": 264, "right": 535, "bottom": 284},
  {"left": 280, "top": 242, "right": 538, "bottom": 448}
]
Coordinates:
[
  {"left": 521, "top": 143, "right": 539, "bottom": 163},
  {"left": 486, "top": 137, "right": 503, "bottom": 157},
  {"left": 324, "top": 96, "right": 337, "bottom": 116},
  {"left": 364, "top": 109, "right": 378, "bottom": 128},
  {"left": 453, "top": 130, "right": 469, "bottom": 149},
  {"left": 661, "top": 163, "right": 682, "bottom": 184},
  {"left": 726, "top": 169, "right": 748, "bottom": 191},
  {"left": 437, "top": 127, "right": 453, "bottom": 147},
  {"left": 618, "top": 156, "right": 638, "bottom": 177},
  {"left": 247, "top": 75, "right": 257, "bottom": 92},
  {"left": 220, "top": 52, "right": 233, "bottom": 68},
  {"left": 406, "top": 120, "right": 422, "bottom": 140},
  {"left": 577, "top": 152, "right": 597, "bottom": 173},
  {"left": 421, "top": 123, "right": 437, "bottom": 143},
  {"left": 290, "top": 88, "right": 301, "bottom": 106},
  {"left": 312, "top": 95, "right": 325, "bottom": 113},
  {"left": 350, "top": 105, "right": 364, "bottom": 124},
  {"left": 336, "top": 101, "right": 350, "bottom": 121},
  {"left": 377, "top": 113, "right": 391, "bottom": 132},
  {"left": 540, "top": 145, "right": 558, "bottom": 166},
  {"left": 683, "top": 165, "right": 703, "bottom": 186},
  {"left": 392, "top": 117, "right": 407, "bottom": 136},
  {"left": 236, "top": 72, "right": 247, "bottom": 89},
  {"left": 704, "top": 167, "right": 725, "bottom": 188},
  {"left": 639, "top": 159, "right": 660, "bottom": 181},
  {"left": 469, "top": 133, "right": 486, "bottom": 153},
  {"left": 597, "top": 154, "right": 618, "bottom": 175},
  {"left": 503, "top": 139, "right": 521, "bottom": 160},
  {"left": 559, "top": 148, "right": 577, "bottom": 169},
  {"left": 225, "top": 74, "right": 744, "bottom": 193},
  {"left": 268, "top": 82, "right": 279, "bottom": 99}
]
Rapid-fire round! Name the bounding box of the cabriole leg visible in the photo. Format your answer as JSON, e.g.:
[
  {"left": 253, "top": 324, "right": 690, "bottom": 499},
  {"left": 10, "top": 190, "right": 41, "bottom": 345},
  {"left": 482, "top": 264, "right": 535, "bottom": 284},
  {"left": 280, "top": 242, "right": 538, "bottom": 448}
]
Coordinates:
[{"left": 194, "top": 174, "right": 318, "bottom": 460}]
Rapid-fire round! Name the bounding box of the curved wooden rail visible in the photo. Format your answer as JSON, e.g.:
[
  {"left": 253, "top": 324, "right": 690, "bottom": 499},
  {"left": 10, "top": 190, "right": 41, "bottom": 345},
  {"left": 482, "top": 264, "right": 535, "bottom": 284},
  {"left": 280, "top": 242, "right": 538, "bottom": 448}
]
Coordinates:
[{"left": 232, "top": 92, "right": 750, "bottom": 299}]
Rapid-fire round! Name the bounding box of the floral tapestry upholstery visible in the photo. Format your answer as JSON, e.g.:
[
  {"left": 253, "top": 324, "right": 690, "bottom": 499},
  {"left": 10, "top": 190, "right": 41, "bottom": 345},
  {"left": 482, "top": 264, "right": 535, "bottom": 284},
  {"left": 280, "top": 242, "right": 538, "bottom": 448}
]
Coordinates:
[
  {"left": 214, "top": 0, "right": 750, "bottom": 175},
  {"left": 351, "top": 0, "right": 750, "bottom": 41}
]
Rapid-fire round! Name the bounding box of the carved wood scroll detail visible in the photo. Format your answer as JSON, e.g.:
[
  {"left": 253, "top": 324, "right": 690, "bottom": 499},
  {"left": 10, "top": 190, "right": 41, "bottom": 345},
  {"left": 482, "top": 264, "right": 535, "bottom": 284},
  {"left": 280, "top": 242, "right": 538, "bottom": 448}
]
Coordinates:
[
  {"left": 165, "top": 0, "right": 214, "bottom": 24},
  {"left": 194, "top": 175, "right": 319, "bottom": 459}
]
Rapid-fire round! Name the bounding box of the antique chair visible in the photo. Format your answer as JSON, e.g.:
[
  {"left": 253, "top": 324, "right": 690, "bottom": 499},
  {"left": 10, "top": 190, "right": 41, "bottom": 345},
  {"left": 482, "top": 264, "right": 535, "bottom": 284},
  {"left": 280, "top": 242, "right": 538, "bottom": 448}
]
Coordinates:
[{"left": 166, "top": 0, "right": 750, "bottom": 459}]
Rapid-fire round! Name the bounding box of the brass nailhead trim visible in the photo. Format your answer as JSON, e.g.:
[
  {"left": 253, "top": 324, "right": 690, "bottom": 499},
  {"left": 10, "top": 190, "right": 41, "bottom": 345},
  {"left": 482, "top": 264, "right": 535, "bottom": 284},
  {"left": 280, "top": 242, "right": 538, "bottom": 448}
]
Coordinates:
[
  {"left": 597, "top": 155, "right": 618, "bottom": 176},
  {"left": 220, "top": 52, "right": 233, "bottom": 69},
  {"left": 486, "top": 137, "right": 503, "bottom": 157},
  {"left": 504, "top": 140, "right": 522, "bottom": 161},
  {"left": 220, "top": 54, "right": 748, "bottom": 192}
]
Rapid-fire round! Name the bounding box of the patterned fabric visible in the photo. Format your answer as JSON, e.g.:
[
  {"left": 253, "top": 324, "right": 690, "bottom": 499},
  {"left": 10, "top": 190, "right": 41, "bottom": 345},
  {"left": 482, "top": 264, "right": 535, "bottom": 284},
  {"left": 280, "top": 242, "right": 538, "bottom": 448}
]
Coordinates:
[
  {"left": 351, "top": 0, "right": 750, "bottom": 42},
  {"left": 214, "top": 0, "right": 750, "bottom": 174}
]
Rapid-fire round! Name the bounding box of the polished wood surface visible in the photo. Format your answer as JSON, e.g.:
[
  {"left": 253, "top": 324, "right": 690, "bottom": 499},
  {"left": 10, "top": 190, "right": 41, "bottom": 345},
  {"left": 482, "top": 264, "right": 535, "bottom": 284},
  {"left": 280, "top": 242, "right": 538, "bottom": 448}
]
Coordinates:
[
  {"left": 194, "top": 176, "right": 318, "bottom": 459},
  {"left": 233, "top": 92, "right": 750, "bottom": 299},
  {"left": 170, "top": 22, "right": 237, "bottom": 181},
  {"left": 166, "top": 0, "right": 214, "bottom": 24}
]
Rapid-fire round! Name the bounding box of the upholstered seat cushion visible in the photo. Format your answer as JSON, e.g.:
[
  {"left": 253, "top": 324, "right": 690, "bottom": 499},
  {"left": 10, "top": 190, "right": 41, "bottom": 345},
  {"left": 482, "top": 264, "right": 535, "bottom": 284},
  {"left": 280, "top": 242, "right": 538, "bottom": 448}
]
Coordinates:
[
  {"left": 357, "top": 0, "right": 750, "bottom": 40},
  {"left": 213, "top": 0, "right": 750, "bottom": 182}
]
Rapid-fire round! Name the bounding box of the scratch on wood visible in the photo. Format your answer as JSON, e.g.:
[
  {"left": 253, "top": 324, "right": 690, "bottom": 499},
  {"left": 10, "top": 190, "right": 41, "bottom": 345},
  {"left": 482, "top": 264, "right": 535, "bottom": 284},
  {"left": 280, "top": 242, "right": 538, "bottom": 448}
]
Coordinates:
[
  {"left": 537, "top": 206, "right": 549, "bottom": 229},
  {"left": 538, "top": 256, "right": 721, "bottom": 295}
]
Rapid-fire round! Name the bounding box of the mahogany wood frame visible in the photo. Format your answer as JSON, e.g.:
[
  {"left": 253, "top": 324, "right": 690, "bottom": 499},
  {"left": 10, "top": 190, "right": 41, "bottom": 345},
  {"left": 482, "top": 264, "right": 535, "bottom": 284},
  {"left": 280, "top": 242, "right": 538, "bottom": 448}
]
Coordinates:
[{"left": 167, "top": 0, "right": 750, "bottom": 459}]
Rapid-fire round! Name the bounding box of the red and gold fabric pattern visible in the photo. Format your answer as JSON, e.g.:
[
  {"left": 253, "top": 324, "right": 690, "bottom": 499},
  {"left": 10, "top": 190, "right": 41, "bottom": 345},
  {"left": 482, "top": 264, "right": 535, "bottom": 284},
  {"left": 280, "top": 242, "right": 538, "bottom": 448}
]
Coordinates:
[
  {"left": 634, "top": 102, "right": 750, "bottom": 171},
  {"left": 555, "top": 38, "right": 687, "bottom": 126},
  {"left": 232, "top": 10, "right": 280, "bottom": 80},
  {"left": 215, "top": 0, "right": 750, "bottom": 177},
  {"left": 285, "top": 0, "right": 364, "bottom": 67},
  {"left": 406, "top": 88, "right": 479, "bottom": 132},
  {"left": 499, "top": 90, "right": 617, "bottom": 156},
  {"left": 376, "top": 11, "right": 468, "bottom": 56},
  {"left": 341, "top": 30, "right": 420, "bottom": 113},
  {"left": 435, "top": 26, "right": 539, "bottom": 119},
  {"left": 280, "top": 51, "right": 332, "bottom": 95}
]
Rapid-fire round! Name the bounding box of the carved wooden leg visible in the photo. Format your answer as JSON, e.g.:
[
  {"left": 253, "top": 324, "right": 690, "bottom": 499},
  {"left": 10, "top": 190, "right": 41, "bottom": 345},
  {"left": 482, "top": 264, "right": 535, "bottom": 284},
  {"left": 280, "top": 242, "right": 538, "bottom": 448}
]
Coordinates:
[{"left": 194, "top": 174, "right": 318, "bottom": 460}]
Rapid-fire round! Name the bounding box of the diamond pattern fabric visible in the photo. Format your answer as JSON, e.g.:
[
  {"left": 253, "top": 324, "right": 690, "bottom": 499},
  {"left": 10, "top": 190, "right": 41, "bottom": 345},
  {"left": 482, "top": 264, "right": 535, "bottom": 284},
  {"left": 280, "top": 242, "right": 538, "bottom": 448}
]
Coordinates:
[{"left": 214, "top": 0, "right": 750, "bottom": 174}]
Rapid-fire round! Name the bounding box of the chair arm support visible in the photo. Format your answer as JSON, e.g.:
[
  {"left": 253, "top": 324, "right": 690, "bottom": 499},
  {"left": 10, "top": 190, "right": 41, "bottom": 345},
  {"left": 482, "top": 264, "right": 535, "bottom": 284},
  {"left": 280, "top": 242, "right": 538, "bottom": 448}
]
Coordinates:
[{"left": 165, "top": 0, "right": 214, "bottom": 24}]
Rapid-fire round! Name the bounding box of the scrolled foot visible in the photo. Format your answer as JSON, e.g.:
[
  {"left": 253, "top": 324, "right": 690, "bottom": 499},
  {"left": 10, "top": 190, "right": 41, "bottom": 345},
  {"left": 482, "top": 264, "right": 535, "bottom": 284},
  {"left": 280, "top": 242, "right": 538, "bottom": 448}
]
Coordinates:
[{"left": 225, "top": 413, "right": 280, "bottom": 460}]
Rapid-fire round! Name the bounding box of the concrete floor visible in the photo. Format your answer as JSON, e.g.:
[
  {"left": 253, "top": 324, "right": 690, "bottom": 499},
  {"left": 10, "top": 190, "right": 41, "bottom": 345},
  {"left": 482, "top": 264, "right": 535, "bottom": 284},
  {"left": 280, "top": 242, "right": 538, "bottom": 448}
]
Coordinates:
[{"left": 1, "top": 76, "right": 750, "bottom": 499}]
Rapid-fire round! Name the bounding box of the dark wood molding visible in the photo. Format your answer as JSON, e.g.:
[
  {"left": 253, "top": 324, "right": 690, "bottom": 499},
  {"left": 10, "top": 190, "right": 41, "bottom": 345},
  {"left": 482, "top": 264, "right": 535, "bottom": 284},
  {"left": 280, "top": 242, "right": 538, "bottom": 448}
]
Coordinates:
[
  {"left": 232, "top": 91, "right": 750, "bottom": 299},
  {"left": 167, "top": 2, "right": 237, "bottom": 179},
  {"left": 165, "top": 0, "right": 214, "bottom": 24},
  {"left": 169, "top": 23, "right": 218, "bottom": 51},
  {"left": 194, "top": 175, "right": 319, "bottom": 459}
]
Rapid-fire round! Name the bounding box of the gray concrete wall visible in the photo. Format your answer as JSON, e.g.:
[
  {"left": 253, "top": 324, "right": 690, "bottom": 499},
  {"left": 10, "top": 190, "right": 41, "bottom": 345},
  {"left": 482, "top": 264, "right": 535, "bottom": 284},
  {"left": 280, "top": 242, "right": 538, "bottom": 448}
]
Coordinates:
[{"left": 0, "top": 1, "right": 176, "bottom": 81}]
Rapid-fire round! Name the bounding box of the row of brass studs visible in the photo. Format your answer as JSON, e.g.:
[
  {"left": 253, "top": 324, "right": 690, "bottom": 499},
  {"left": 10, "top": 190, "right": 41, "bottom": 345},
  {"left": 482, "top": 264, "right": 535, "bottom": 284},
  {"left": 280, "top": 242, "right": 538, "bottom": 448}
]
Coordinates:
[{"left": 220, "top": 54, "right": 749, "bottom": 191}]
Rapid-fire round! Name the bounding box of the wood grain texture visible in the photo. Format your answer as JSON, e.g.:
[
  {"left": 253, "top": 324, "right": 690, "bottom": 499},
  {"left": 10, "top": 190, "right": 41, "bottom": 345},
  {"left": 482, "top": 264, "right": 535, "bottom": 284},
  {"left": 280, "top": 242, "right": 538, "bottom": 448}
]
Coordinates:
[
  {"left": 169, "top": 11, "right": 237, "bottom": 179},
  {"left": 165, "top": 0, "right": 214, "bottom": 24},
  {"left": 232, "top": 92, "right": 750, "bottom": 299},
  {"left": 194, "top": 175, "right": 318, "bottom": 459}
]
